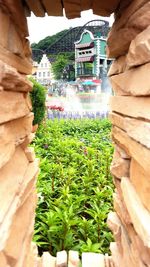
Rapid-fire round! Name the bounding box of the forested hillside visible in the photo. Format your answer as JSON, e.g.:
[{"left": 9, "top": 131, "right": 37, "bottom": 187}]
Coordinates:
[
  {"left": 31, "top": 28, "right": 76, "bottom": 62},
  {"left": 31, "top": 29, "right": 68, "bottom": 52}
]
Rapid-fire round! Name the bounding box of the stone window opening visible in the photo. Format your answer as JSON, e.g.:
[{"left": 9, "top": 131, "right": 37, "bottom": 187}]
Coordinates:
[{"left": 0, "top": 1, "right": 149, "bottom": 266}]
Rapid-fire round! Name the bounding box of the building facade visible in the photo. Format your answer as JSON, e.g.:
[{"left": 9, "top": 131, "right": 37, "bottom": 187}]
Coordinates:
[
  {"left": 75, "top": 30, "right": 111, "bottom": 80},
  {"left": 36, "top": 54, "right": 53, "bottom": 85}
]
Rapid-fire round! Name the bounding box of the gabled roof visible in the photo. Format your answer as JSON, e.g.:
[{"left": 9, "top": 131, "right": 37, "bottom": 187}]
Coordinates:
[{"left": 75, "top": 30, "right": 95, "bottom": 45}]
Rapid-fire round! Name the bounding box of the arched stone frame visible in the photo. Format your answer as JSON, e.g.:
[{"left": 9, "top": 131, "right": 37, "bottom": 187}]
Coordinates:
[{"left": 0, "top": 1, "right": 150, "bottom": 266}]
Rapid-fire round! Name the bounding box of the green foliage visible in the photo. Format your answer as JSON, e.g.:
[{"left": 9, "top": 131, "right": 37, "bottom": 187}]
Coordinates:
[
  {"left": 29, "top": 78, "right": 46, "bottom": 125},
  {"left": 52, "top": 54, "right": 68, "bottom": 80},
  {"left": 31, "top": 30, "right": 68, "bottom": 53},
  {"left": 59, "top": 52, "right": 75, "bottom": 61},
  {"left": 31, "top": 29, "right": 75, "bottom": 64},
  {"left": 32, "top": 118, "right": 114, "bottom": 255}
]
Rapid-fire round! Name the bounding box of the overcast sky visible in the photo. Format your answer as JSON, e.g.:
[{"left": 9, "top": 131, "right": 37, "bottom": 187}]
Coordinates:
[{"left": 27, "top": 10, "right": 114, "bottom": 44}]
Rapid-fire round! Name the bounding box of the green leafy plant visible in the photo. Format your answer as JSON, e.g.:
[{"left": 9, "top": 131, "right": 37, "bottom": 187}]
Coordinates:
[
  {"left": 29, "top": 77, "right": 46, "bottom": 125},
  {"left": 32, "top": 118, "right": 114, "bottom": 256},
  {"left": 52, "top": 54, "right": 68, "bottom": 80}
]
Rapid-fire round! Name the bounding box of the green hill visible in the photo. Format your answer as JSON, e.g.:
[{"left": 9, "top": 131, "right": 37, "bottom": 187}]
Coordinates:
[
  {"left": 31, "top": 29, "right": 68, "bottom": 52},
  {"left": 31, "top": 28, "right": 76, "bottom": 63}
]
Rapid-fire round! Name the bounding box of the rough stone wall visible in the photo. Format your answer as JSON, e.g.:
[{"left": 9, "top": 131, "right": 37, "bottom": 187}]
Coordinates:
[
  {"left": 1, "top": 1, "right": 150, "bottom": 266},
  {"left": 0, "top": 3, "right": 41, "bottom": 266},
  {"left": 107, "top": 1, "right": 150, "bottom": 266}
]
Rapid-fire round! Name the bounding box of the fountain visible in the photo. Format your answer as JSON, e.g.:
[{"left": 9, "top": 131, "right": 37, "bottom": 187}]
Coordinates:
[{"left": 47, "top": 82, "right": 112, "bottom": 119}]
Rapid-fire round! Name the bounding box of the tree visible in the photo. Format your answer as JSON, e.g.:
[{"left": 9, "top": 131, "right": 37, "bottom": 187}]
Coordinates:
[
  {"left": 29, "top": 78, "right": 46, "bottom": 125},
  {"left": 52, "top": 54, "right": 68, "bottom": 80}
]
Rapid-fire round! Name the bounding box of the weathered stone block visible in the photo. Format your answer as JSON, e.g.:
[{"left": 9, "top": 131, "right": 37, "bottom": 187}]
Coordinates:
[
  {"left": 127, "top": 26, "right": 150, "bottom": 68},
  {"left": 108, "top": 212, "right": 136, "bottom": 266},
  {"left": 114, "top": 144, "right": 130, "bottom": 160},
  {"left": 19, "top": 158, "right": 39, "bottom": 205},
  {"left": 4, "top": 0, "right": 29, "bottom": 37},
  {"left": 121, "top": 177, "right": 150, "bottom": 248},
  {"left": 25, "top": 147, "right": 35, "bottom": 162},
  {"left": 0, "top": 91, "right": 30, "bottom": 124},
  {"left": 112, "top": 126, "right": 150, "bottom": 174},
  {"left": 9, "top": 113, "right": 33, "bottom": 146},
  {"left": 110, "top": 79, "right": 129, "bottom": 96},
  {"left": 129, "top": 228, "right": 150, "bottom": 266},
  {"left": 129, "top": 2, "right": 150, "bottom": 32},
  {"left": 68, "top": 251, "right": 80, "bottom": 267},
  {"left": 120, "top": 223, "right": 140, "bottom": 267},
  {"left": 109, "top": 112, "right": 125, "bottom": 131},
  {"left": 21, "top": 133, "right": 35, "bottom": 149},
  {"left": 81, "top": 0, "right": 92, "bottom": 10},
  {"left": 25, "top": 0, "right": 45, "bottom": 17},
  {"left": 0, "top": 8, "right": 10, "bottom": 48},
  {"left": 56, "top": 250, "right": 67, "bottom": 267},
  {"left": 107, "top": 1, "right": 150, "bottom": 57},
  {"left": 4, "top": 191, "right": 36, "bottom": 263},
  {"left": 92, "top": 0, "right": 120, "bottom": 16},
  {"left": 8, "top": 22, "right": 24, "bottom": 57},
  {"left": 0, "top": 134, "right": 15, "bottom": 171},
  {"left": 0, "top": 147, "right": 29, "bottom": 250},
  {"left": 110, "top": 112, "right": 150, "bottom": 149},
  {"left": 42, "top": 0, "right": 63, "bottom": 16},
  {"left": 15, "top": 211, "right": 35, "bottom": 267},
  {"left": 0, "top": 44, "right": 32, "bottom": 74},
  {"left": 111, "top": 148, "right": 130, "bottom": 179},
  {"left": 108, "top": 56, "right": 126, "bottom": 77},
  {"left": 82, "top": 252, "right": 105, "bottom": 267},
  {"left": 0, "top": 60, "right": 32, "bottom": 92},
  {"left": 0, "top": 148, "right": 38, "bottom": 251},
  {"left": 111, "top": 138, "right": 130, "bottom": 180},
  {"left": 104, "top": 254, "right": 114, "bottom": 267},
  {"left": 110, "top": 62, "right": 150, "bottom": 96},
  {"left": 0, "top": 252, "right": 8, "bottom": 266},
  {"left": 113, "top": 190, "right": 132, "bottom": 225},
  {"left": 130, "top": 159, "right": 150, "bottom": 213},
  {"left": 41, "top": 252, "right": 56, "bottom": 267},
  {"left": 110, "top": 242, "right": 122, "bottom": 267},
  {"left": 114, "top": 0, "right": 148, "bottom": 24},
  {"left": 107, "top": 212, "right": 122, "bottom": 254},
  {"left": 109, "top": 212, "right": 148, "bottom": 267},
  {"left": 107, "top": 26, "right": 139, "bottom": 58},
  {"left": 110, "top": 96, "right": 150, "bottom": 121},
  {"left": 26, "top": 243, "right": 40, "bottom": 267},
  {"left": 125, "top": 117, "right": 150, "bottom": 149},
  {"left": 0, "top": 113, "right": 33, "bottom": 169}
]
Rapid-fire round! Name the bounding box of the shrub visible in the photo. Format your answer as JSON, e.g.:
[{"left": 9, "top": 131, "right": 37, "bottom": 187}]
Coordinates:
[
  {"left": 29, "top": 78, "right": 46, "bottom": 125},
  {"left": 32, "top": 118, "right": 114, "bottom": 256}
]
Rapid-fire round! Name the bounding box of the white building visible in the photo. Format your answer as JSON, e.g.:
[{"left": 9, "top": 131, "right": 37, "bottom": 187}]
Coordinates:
[{"left": 36, "top": 54, "right": 53, "bottom": 85}]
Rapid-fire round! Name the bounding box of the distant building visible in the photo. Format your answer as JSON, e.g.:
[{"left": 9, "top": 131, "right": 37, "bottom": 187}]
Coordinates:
[
  {"left": 36, "top": 54, "right": 53, "bottom": 85},
  {"left": 32, "top": 61, "right": 38, "bottom": 75},
  {"left": 75, "top": 30, "right": 111, "bottom": 80}
]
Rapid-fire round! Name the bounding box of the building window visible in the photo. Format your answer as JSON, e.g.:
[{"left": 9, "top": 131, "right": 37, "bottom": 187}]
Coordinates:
[
  {"left": 43, "top": 72, "right": 45, "bottom": 77},
  {"left": 38, "top": 72, "right": 41, "bottom": 77},
  {"left": 100, "top": 59, "right": 104, "bottom": 65},
  {"left": 47, "top": 71, "right": 50, "bottom": 76},
  {"left": 41, "top": 63, "right": 43, "bottom": 67},
  {"left": 45, "top": 63, "right": 47, "bottom": 67}
]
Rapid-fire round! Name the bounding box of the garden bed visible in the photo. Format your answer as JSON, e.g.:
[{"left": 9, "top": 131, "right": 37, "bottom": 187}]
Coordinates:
[{"left": 33, "top": 118, "right": 114, "bottom": 256}]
